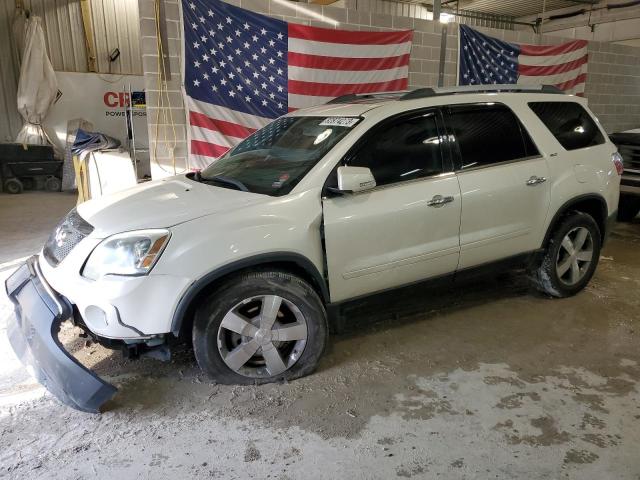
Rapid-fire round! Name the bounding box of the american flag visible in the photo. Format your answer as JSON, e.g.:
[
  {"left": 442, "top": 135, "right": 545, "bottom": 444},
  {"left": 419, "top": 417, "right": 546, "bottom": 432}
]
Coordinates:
[
  {"left": 459, "top": 25, "right": 588, "bottom": 96},
  {"left": 182, "top": 0, "right": 412, "bottom": 168}
]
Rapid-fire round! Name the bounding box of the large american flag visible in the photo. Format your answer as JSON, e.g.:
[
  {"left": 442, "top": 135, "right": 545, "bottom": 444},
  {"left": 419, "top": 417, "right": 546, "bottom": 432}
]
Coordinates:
[
  {"left": 182, "top": 0, "right": 412, "bottom": 168},
  {"left": 459, "top": 25, "right": 588, "bottom": 96}
]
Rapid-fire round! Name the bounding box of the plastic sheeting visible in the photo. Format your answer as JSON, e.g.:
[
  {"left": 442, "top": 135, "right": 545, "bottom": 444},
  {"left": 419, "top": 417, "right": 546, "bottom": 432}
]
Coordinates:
[
  {"left": 71, "top": 129, "right": 121, "bottom": 155},
  {"left": 15, "top": 16, "right": 58, "bottom": 145}
]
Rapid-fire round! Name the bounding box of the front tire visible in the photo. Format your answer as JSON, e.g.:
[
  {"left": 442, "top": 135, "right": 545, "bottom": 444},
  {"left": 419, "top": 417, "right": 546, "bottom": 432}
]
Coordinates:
[
  {"left": 532, "top": 212, "right": 601, "bottom": 298},
  {"left": 192, "top": 270, "right": 328, "bottom": 384}
]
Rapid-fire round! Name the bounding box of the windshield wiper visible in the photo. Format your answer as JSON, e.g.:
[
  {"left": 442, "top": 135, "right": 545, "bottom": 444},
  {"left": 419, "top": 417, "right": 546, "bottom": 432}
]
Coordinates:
[{"left": 205, "top": 175, "right": 249, "bottom": 192}]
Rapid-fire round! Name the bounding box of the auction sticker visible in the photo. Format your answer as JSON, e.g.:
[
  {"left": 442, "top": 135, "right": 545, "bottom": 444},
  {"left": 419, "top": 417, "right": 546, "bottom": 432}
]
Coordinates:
[{"left": 319, "top": 117, "right": 360, "bottom": 127}]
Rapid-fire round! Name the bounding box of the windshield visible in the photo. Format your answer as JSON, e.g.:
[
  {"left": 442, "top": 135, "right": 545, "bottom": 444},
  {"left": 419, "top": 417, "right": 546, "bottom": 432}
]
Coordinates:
[{"left": 200, "top": 116, "right": 360, "bottom": 196}]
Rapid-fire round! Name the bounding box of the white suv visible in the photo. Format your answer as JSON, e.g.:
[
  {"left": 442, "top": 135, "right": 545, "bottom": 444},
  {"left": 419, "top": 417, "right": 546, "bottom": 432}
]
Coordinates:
[{"left": 6, "top": 85, "right": 622, "bottom": 412}]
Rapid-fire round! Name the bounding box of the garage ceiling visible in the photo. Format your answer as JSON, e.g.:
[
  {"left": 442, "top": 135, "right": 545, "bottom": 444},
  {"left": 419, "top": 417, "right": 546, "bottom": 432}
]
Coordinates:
[{"left": 440, "top": 0, "right": 597, "bottom": 18}]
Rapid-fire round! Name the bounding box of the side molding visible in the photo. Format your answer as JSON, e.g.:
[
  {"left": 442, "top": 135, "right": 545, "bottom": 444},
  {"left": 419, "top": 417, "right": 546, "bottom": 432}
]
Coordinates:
[{"left": 170, "top": 252, "right": 329, "bottom": 336}]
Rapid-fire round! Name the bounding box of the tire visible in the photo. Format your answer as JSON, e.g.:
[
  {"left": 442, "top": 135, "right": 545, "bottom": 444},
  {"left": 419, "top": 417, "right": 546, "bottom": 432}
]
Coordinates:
[
  {"left": 192, "top": 270, "right": 328, "bottom": 385},
  {"left": 532, "top": 211, "right": 601, "bottom": 298},
  {"left": 4, "top": 178, "right": 23, "bottom": 194},
  {"left": 617, "top": 196, "right": 640, "bottom": 222},
  {"left": 44, "top": 176, "right": 61, "bottom": 192}
]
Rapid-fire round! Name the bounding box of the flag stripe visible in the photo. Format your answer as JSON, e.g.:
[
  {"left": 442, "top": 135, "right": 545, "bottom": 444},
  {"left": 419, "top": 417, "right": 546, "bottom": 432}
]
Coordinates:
[
  {"left": 518, "top": 63, "right": 587, "bottom": 86},
  {"left": 287, "top": 93, "right": 337, "bottom": 109},
  {"left": 518, "top": 55, "right": 588, "bottom": 76},
  {"left": 189, "top": 111, "right": 257, "bottom": 139},
  {"left": 519, "top": 47, "right": 587, "bottom": 67},
  {"left": 288, "top": 65, "right": 409, "bottom": 84},
  {"left": 288, "top": 37, "right": 412, "bottom": 59},
  {"left": 186, "top": 97, "right": 272, "bottom": 131},
  {"left": 288, "top": 77, "right": 408, "bottom": 97},
  {"left": 519, "top": 40, "right": 588, "bottom": 56},
  {"left": 191, "top": 124, "right": 238, "bottom": 149},
  {"left": 191, "top": 139, "right": 230, "bottom": 158},
  {"left": 554, "top": 73, "right": 588, "bottom": 91},
  {"left": 288, "top": 52, "right": 411, "bottom": 71},
  {"left": 288, "top": 23, "right": 413, "bottom": 45}
]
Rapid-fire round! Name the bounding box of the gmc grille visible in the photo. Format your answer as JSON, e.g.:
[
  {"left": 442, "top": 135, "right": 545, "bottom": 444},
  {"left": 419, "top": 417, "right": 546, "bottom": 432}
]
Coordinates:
[{"left": 43, "top": 209, "right": 94, "bottom": 267}]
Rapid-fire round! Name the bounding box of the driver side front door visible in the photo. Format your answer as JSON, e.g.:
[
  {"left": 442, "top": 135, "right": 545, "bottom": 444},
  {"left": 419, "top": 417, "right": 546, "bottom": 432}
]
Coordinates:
[{"left": 322, "top": 110, "right": 462, "bottom": 302}]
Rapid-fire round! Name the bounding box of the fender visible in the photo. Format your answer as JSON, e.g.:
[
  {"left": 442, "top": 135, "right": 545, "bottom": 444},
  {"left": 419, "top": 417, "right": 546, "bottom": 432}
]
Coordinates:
[
  {"left": 169, "top": 252, "right": 329, "bottom": 336},
  {"left": 541, "top": 193, "right": 608, "bottom": 248}
]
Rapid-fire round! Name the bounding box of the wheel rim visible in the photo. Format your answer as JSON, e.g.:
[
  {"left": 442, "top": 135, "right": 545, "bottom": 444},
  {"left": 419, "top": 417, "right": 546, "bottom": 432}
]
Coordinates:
[
  {"left": 555, "top": 226, "right": 594, "bottom": 286},
  {"left": 216, "top": 295, "right": 308, "bottom": 378}
]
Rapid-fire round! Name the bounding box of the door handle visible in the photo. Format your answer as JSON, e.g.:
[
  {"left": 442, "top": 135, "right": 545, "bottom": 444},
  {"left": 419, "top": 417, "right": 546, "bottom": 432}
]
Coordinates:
[
  {"left": 526, "top": 175, "right": 547, "bottom": 186},
  {"left": 427, "top": 194, "right": 454, "bottom": 207}
]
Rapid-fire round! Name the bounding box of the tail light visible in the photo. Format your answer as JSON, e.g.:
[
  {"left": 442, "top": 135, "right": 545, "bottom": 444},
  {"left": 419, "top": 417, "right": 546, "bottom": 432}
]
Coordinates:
[{"left": 612, "top": 151, "right": 624, "bottom": 175}]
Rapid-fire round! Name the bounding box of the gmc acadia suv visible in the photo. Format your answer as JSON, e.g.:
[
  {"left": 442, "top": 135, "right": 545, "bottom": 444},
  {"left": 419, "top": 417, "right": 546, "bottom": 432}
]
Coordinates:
[{"left": 6, "top": 85, "right": 622, "bottom": 412}]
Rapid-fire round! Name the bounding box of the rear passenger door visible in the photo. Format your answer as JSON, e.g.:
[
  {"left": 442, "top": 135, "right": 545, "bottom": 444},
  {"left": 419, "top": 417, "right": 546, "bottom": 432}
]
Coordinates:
[{"left": 444, "top": 103, "right": 551, "bottom": 269}]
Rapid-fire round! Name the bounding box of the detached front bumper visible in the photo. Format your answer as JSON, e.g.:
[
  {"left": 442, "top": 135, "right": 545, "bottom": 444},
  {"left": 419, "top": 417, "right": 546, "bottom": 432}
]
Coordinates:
[{"left": 5, "top": 256, "right": 117, "bottom": 413}]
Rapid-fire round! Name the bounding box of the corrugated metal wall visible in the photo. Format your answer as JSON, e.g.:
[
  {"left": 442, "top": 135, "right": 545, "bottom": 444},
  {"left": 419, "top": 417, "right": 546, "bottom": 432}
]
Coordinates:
[
  {"left": 0, "top": 0, "right": 142, "bottom": 143},
  {"left": 0, "top": 2, "right": 24, "bottom": 143}
]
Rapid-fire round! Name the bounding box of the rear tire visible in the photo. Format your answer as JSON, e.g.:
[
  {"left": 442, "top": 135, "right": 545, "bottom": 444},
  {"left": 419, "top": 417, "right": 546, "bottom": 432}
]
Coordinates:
[
  {"left": 192, "top": 270, "right": 328, "bottom": 385},
  {"left": 532, "top": 211, "right": 601, "bottom": 298},
  {"left": 617, "top": 197, "right": 640, "bottom": 222},
  {"left": 4, "top": 178, "right": 23, "bottom": 194}
]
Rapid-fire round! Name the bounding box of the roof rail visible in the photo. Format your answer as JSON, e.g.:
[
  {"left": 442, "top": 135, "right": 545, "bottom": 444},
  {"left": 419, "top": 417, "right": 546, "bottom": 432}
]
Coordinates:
[
  {"left": 399, "top": 84, "right": 564, "bottom": 101},
  {"left": 325, "top": 91, "right": 407, "bottom": 104},
  {"left": 326, "top": 94, "right": 361, "bottom": 104}
]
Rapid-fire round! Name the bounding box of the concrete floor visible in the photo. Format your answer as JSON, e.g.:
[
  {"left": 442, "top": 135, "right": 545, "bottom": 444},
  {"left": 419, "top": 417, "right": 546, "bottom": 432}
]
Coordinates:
[{"left": 1, "top": 191, "right": 639, "bottom": 479}]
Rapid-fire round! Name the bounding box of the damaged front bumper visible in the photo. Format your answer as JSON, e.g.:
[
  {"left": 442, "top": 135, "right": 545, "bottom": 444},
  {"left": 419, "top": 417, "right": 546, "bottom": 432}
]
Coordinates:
[{"left": 5, "top": 256, "right": 117, "bottom": 413}]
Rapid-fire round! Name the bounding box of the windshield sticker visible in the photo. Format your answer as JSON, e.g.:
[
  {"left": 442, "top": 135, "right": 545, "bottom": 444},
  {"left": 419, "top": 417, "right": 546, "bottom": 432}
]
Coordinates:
[{"left": 319, "top": 117, "right": 360, "bottom": 128}]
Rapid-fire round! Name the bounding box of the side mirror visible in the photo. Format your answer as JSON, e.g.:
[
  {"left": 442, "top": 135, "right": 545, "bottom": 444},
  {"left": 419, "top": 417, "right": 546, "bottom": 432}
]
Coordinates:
[{"left": 336, "top": 166, "right": 376, "bottom": 193}]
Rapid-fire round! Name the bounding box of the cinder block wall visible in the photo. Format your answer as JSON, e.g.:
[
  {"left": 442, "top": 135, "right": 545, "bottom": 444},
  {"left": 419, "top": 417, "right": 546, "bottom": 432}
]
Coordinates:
[{"left": 138, "top": 0, "right": 640, "bottom": 177}]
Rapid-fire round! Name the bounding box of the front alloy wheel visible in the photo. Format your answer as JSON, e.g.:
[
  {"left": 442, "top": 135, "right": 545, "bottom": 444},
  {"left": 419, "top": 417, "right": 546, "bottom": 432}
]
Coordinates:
[
  {"left": 193, "top": 270, "right": 328, "bottom": 384},
  {"left": 217, "top": 295, "right": 308, "bottom": 378}
]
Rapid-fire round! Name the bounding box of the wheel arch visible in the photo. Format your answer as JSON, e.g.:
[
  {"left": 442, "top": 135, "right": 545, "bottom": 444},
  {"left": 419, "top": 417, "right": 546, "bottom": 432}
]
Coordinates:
[
  {"left": 542, "top": 193, "right": 608, "bottom": 248},
  {"left": 170, "top": 252, "right": 329, "bottom": 338}
]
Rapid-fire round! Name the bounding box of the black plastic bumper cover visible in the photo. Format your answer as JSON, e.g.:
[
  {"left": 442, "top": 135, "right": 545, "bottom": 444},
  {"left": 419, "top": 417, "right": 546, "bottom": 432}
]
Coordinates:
[{"left": 5, "top": 256, "right": 117, "bottom": 413}]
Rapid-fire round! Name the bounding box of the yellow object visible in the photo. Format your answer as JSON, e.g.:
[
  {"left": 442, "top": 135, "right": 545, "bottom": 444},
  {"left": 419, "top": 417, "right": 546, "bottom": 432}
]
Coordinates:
[{"left": 73, "top": 155, "right": 90, "bottom": 204}]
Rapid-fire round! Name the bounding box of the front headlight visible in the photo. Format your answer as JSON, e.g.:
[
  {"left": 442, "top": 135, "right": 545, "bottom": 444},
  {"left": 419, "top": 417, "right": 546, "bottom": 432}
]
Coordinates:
[{"left": 82, "top": 229, "right": 171, "bottom": 280}]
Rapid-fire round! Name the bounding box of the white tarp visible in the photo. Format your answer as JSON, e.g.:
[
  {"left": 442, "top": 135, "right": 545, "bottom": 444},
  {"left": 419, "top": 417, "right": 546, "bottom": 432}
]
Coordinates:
[{"left": 15, "top": 16, "right": 58, "bottom": 145}]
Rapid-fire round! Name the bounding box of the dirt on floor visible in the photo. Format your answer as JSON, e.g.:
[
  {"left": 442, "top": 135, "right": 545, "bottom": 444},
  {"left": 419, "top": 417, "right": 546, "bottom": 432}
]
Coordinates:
[{"left": 0, "top": 192, "right": 639, "bottom": 479}]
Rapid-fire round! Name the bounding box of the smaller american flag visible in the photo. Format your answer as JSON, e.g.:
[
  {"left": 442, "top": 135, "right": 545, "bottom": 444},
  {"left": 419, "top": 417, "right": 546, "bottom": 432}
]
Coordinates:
[
  {"left": 459, "top": 25, "right": 588, "bottom": 96},
  {"left": 182, "top": 0, "right": 412, "bottom": 168}
]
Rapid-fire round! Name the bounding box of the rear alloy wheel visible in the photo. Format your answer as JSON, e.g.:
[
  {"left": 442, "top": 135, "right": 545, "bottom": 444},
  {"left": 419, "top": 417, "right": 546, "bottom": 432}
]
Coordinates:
[
  {"left": 193, "top": 271, "right": 328, "bottom": 384},
  {"left": 532, "top": 211, "right": 601, "bottom": 298}
]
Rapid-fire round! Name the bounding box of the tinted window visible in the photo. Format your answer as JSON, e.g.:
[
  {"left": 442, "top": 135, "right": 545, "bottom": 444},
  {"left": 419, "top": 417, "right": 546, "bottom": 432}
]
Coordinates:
[
  {"left": 529, "top": 102, "right": 605, "bottom": 151},
  {"left": 347, "top": 112, "right": 443, "bottom": 186},
  {"left": 447, "top": 104, "right": 538, "bottom": 169}
]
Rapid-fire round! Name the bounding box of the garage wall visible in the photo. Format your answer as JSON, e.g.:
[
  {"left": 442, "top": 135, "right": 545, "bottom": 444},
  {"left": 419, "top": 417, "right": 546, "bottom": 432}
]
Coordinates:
[
  {"left": 140, "top": 0, "right": 640, "bottom": 178},
  {"left": 0, "top": 0, "right": 143, "bottom": 143}
]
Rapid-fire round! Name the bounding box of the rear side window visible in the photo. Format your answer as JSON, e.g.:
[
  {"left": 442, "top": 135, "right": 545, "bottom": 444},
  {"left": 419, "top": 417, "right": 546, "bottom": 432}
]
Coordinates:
[
  {"left": 446, "top": 104, "right": 538, "bottom": 170},
  {"left": 347, "top": 111, "right": 444, "bottom": 186},
  {"left": 529, "top": 102, "right": 605, "bottom": 151}
]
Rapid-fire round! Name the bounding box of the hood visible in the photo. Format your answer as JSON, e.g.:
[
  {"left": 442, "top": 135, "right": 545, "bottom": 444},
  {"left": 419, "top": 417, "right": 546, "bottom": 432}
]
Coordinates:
[{"left": 77, "top": 175, "right": 268, "bottom": 237}]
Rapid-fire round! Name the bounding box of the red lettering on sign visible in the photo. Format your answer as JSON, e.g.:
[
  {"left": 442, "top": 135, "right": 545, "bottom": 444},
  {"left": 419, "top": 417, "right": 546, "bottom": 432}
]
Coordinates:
[{"left": 104, "top": 92, "right": 119, "bottom": 107}]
